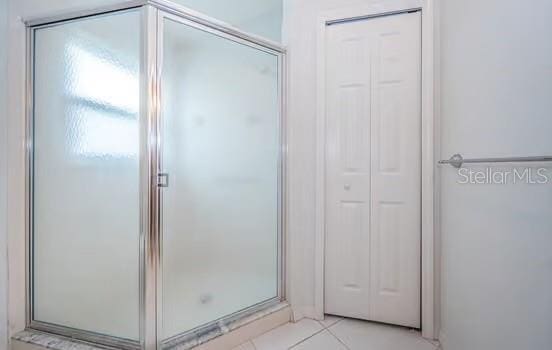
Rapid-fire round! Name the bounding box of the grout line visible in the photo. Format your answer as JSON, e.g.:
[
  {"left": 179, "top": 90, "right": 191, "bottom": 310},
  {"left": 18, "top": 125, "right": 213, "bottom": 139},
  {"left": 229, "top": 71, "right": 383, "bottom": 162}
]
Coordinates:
[
  {"left": 326, "top": 326, "right": 351, "bottom": 350},
  {"left": 249, "top": 315, "right": 294, "bottom": 347},
  {"left": 317, "top": 316, "right": 344, "bottom": 330},
  {"left": 316, "top": 320, "right": 329, "bottom": 329},
  {"left": 326, "top": 318, "right": 344, "bottom": 329},
  {"left": 287, "top": 327, "right": 327, "bottom": 349}
]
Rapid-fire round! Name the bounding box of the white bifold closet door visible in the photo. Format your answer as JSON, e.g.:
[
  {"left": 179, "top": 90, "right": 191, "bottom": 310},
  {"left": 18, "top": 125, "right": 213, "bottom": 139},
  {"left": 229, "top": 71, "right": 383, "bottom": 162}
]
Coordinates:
[{"left": 324, "top": 11, "right": 422, "bottom": 328}]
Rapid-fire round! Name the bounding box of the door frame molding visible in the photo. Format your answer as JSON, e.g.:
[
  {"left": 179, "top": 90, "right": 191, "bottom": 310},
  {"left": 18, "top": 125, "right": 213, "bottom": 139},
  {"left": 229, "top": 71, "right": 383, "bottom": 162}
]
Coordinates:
[{"left": 314, "top": 0, "right": 439, "bottom": 339}]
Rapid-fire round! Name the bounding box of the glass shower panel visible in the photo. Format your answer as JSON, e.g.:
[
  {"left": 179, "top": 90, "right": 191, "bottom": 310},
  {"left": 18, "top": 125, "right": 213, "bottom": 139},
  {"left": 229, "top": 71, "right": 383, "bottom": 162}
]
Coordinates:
[
  {"left": 32, "top": 10, "right": 141, "bottom": 340},
  {"left": 161, "top": 18, "right": 280, "bottom": 339}
]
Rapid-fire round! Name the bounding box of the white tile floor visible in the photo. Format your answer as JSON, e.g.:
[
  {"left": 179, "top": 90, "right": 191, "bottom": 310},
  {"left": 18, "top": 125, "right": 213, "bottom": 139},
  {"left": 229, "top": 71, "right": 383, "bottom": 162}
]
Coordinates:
[{"left": 233, "top": 315, "right": 440, "bottom": 350}]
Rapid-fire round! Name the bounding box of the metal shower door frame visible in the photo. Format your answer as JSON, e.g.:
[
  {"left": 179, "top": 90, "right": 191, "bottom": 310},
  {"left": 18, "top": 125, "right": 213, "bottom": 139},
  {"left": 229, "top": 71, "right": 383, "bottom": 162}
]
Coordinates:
[{"left": 24, "top": 1, "right": 286, "bottom": 349}]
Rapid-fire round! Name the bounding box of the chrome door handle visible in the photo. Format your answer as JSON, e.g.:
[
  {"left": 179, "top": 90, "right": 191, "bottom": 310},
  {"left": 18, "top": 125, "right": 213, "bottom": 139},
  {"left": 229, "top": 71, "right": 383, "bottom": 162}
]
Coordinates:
[{"left": 158, "top": 173, "right": 169, "bottom": 188}]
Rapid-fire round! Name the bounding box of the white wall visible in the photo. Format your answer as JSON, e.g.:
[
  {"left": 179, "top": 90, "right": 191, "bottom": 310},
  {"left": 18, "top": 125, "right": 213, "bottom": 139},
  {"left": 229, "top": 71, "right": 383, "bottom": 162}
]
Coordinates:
[
  {"left": 439, "top": 0, "right": 552, "bottom": 349},
  {"left": 1, "top": 0, "right": 9, "bottom": 348}
]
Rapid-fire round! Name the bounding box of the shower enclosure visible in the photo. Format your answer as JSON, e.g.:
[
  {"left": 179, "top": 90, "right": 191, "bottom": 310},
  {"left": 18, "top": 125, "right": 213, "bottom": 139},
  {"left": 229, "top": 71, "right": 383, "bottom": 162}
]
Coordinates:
[{"left": 25, "top": 1, "right": 285, "bottom": 349}]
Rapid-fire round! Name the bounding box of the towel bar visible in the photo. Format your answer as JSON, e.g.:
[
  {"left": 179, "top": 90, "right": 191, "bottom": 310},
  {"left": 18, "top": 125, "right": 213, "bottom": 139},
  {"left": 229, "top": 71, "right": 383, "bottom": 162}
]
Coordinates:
[{"left": 438, "top": 154, "right": 552, "bottom": 168}]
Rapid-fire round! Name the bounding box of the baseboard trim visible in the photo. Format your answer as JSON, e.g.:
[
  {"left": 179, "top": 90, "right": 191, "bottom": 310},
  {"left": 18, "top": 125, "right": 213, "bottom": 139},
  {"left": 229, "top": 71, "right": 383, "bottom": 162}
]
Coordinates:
[
  {"left": 438, "top": 330, "right": 447, "bottom": 349},
  {"left": 290, "top": 306, "right": 320, "bottom": 322}
]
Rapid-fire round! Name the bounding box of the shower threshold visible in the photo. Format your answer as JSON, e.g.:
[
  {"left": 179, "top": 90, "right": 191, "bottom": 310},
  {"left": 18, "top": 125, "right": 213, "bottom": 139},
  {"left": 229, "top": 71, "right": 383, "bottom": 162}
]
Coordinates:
[{"left": 12, "top": 302, "right": 291, "bottom": 350}]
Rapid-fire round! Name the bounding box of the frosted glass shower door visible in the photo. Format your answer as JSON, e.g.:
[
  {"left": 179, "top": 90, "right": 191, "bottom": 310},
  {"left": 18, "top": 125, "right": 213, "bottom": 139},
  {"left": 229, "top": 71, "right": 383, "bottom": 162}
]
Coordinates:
[
  {"left": 160, "top": 17, "right": 281, "bottom": 339},
  {"left": 31, "top": 9, "right": 141, "bottom": 341}
]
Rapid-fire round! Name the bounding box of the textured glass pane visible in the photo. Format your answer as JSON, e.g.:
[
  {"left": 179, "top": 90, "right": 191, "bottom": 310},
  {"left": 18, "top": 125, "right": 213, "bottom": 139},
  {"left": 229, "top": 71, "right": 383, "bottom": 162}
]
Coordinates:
[
  {"left": 170, "top": 0, "right": 282, "bottom": 42},
  {"left": 33, "top": 10, "right": 141, "bottom": 340},
  {"left": 161, "top": 19, "right": 279, "bottom": 338}
]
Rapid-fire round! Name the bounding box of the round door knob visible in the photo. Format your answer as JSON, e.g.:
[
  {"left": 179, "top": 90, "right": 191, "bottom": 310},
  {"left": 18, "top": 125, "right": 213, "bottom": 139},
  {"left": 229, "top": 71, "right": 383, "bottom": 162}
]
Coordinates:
[{"left": 344, "top": 184, "right": 351, "bottom": 190}]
